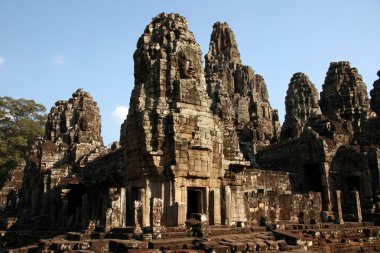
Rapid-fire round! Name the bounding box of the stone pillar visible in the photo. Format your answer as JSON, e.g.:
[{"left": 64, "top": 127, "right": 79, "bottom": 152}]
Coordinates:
[
  {"left": 105, "top": 208, "right": 113, "bottom": 232},
  {"left": 176, "top": 202, "right": 186, "bottom": 226},
  {"left": 140, "top": 188, "right": 150, "bottom": 228},
  {"left": 134, "top": 200, "right": 143, "bottom": 234},
  {"left": 43, "top": 174, "right": 49, "bottom": 214},
  {"left": 181, "top": 186, "right": 186, "bottom": 204},
  {"left": 121, "top": 188, "right": 127, "bottom": 227},
  {"left": 152, "top": 198, "right": 163, "bottom": 239},
  {"left": 353, "top": 191, "right": 363, "bottom": 222},
  {"left": 322, "top": 162, "right": 333, "bottom": 211},
  {"left": 205, "top": 187, "right": 209, "bottom": 214},
  {"left": 274, "top": 203, "right": 280, "bottom": 224},
  {"left": 225, "top": 186, "right": 231, "bottom": 225},
  {"left": 335, "top": 190, "right": 344, "bottom": 224},
  {"left": 61, "top": 189, "right": 70, "bottom": 227},
  {"left": 211, "top": 189, "right": 221, "bottom": 225}
]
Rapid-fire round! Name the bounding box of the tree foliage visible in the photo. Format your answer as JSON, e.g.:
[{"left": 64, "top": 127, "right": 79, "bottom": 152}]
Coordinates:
[{"left": 0, "top": 96, "right": 47, "bottom": 182}]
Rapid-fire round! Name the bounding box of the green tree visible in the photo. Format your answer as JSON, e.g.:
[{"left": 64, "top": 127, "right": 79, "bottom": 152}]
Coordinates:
[{"left": 0, "top": 96, "right": 47, "bottom": 183}]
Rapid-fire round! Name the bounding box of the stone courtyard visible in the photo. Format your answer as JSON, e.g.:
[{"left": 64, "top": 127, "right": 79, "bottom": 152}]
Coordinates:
[{"left": 1, "top": 13, "right": 380, "bottom": 252}]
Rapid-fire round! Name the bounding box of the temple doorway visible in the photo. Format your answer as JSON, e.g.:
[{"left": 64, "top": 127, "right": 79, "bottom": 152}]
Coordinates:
[
  {"left": 67, "top": 184, "right": 86, "bottom": 227},
  {"left": 303, "top": 164, "right": 322, "bottom": 192},
  {"left": 187, "top": 187, "right": 205, "bottom": 219}
]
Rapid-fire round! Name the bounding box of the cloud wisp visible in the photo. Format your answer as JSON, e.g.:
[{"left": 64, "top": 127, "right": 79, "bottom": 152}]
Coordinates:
[
  {"left": 52, "top": 54, "right": 66, "bottom": 65},
  {"left": 0, "top": 56, "right": 5, "bottom": 68},
  {"left": 111, "top": 106, "right": 129, "bottom": 125}
]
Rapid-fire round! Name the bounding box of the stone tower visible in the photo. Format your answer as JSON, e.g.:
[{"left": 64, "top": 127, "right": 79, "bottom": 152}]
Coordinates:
[
  {"left": 205, "top": 22, "right": 280, "bottom": 157},
  {"left": 45, "top": 88, "right": 103, "bottom": 145},
  {"left": 319, "top": 61, "right": 369, "bottom": 139},
  {"left": 281, "top": 72, "right": 320, "bottom": 140},
  {"left": 370, "top": 70, "right": 380, "bottom": 115},
  {"left": 120, "top": 13, "right": 227, "bottom": 226}
]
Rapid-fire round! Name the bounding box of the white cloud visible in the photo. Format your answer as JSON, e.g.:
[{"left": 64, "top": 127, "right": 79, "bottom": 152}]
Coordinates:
[
  {"left": 111, "top": 106, "right": 129, "bottom": 124},
  {"left": 52, "top": 54, "right": 66, "bottom": 65},
  {"left": 0, "top": 56, "right": 5, "bottom": 68}
]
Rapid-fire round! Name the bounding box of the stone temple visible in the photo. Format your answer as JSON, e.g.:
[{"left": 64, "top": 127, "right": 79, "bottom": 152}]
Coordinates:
[{"left": 2, "top": 13, "right": 380, "bottom": 252}]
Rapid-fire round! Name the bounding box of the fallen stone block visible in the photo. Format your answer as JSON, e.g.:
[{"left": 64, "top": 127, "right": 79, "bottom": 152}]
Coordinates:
[{"left": 109, "top": 239, "right": 149, "bottom": 252}]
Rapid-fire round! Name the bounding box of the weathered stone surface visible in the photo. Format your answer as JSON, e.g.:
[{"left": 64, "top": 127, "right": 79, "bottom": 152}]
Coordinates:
[
  {"left": 45, "top": 89, "right": 102, "bottom": 145},
  {"left": 205, "top": 22, "right": 280, "bottom": 160},
  {"left": 120, "top": 13, "right": 224, "bottom": 180},
  {"left": 320, "top": 61, "right": 369, "bottom": 139},
  {"left": 370, "top": 70, "right": 380, "bottom": 115},
  {"left": 281, "top": 72, "right": 320, "bottom": 140}
]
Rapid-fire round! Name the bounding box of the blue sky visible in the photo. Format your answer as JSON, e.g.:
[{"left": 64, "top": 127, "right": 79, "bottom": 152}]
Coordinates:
[{"left": 1, "top": 1, "right": 379, "bottom": 145}]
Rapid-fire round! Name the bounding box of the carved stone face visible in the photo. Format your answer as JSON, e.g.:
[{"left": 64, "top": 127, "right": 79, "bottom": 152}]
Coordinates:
[
  {"left": 79, "top": 117, "right": 89, "bottom": 131},
  {"left": 178, "top": 48, "right": 201, "bottom": 79}
]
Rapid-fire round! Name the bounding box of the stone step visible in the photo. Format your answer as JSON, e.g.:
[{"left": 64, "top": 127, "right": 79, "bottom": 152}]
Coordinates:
[
  {"left": 250, "top": 226, "right": 267, "bottom": 233},
  {"left": 108, "top": 227, "right": 135, "bottom": 233},
  {"left": 148, "top": 238, "right": 195, "bottom": 250},
  {"left": 66, "top": 232, "right": 90, "bottom": 241},
  {"left": 161, "top": 231, "right": 188, "bottom": 239},
  {"left": 209, "top": 226, "right": 251, "bottom": 236},
  {"left": 105, "top": 231, "right": 135, "bottom": 240},
  {"left": 89, "top": 231, "right": 106, "bottom": 240},
  {"left": 161, "top": 226, "right": 187, "bottom": 233},
  {"left": 5, "top": 245, "right": 38, "bottom": 253},
  {"left": 108, "top": 239, "right": 148, "bottom": 252}
]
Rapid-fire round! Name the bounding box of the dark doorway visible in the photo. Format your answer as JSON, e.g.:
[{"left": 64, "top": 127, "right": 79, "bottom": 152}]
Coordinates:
[
  {"left": 346, "top": 176, "right": 360, "bottom": 193},
  {"left": 303, "top": 164, "right": 323, "bottom": 192},
  {"left": 187, "top": 188, "right": 204, "bottom": 219},
  {"left": 67, "top": 184, "right": 86, "bottom": 228}
]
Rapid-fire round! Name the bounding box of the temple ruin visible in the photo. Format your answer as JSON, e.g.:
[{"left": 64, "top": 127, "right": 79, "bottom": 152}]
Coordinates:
[{"left": 2, "top": 13, "right": 380, "bottom": 252}]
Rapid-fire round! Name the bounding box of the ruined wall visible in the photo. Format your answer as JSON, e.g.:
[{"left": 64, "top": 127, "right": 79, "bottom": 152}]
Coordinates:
[
  {"left": 205, "top": 22, "right": 280, "bottom": 158},
  {"left": 281, "top": 72, "right": 320, "bottom": 140},
  {"left": 0, "top": 165, "right": 24, "bottom": 213},
  {"left": 21, "top": 89, "right": 106, "bottom": 224},
  {"left": 330, "top": 146, "right": 376, "bottom": 217},
  {"left": 244, "top": 169, "right": 322, "bottom": 225}
]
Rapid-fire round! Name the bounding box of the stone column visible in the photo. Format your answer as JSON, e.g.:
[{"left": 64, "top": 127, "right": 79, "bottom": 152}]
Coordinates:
[
  {"left": 152, "top": 198, "right": 163, "bottom": 239},
  {"left": 120, "top": 188, "right": 127, "bottom": 227},
  {"left": 176, "top": 202, "right": 186, "bottom": 226},
  {"left": 353, "top": 191, "right": 363, "bottom": 222},
  {"left": 133, "top": 200, "right": 143, "bottom": 234},
  {"left": 205, "top": 187, "right": 209, "bottom": 214},
  {"left": 105, "top": 208, "right": 113, "bottom": 232},
  {"left": 225, "top": 186, "right": 231, "bottom": 225},
  {"left": 43, "top": 174, "right": 49, "bottom": 214},
  {"left": 211, "top": 189, "right": 221, "bottom": 225},
  {"left": 322, "top": 162, "right": 333, "bottom": 211},
  {"left": 140, "top": 188, "right": 151, "bottom": 228},
  {"left": 335, "top": 190, "right": 344, "bottom": 224},
  {"left": 61, "top": 189, "right": 70, "bottom": 227}
]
